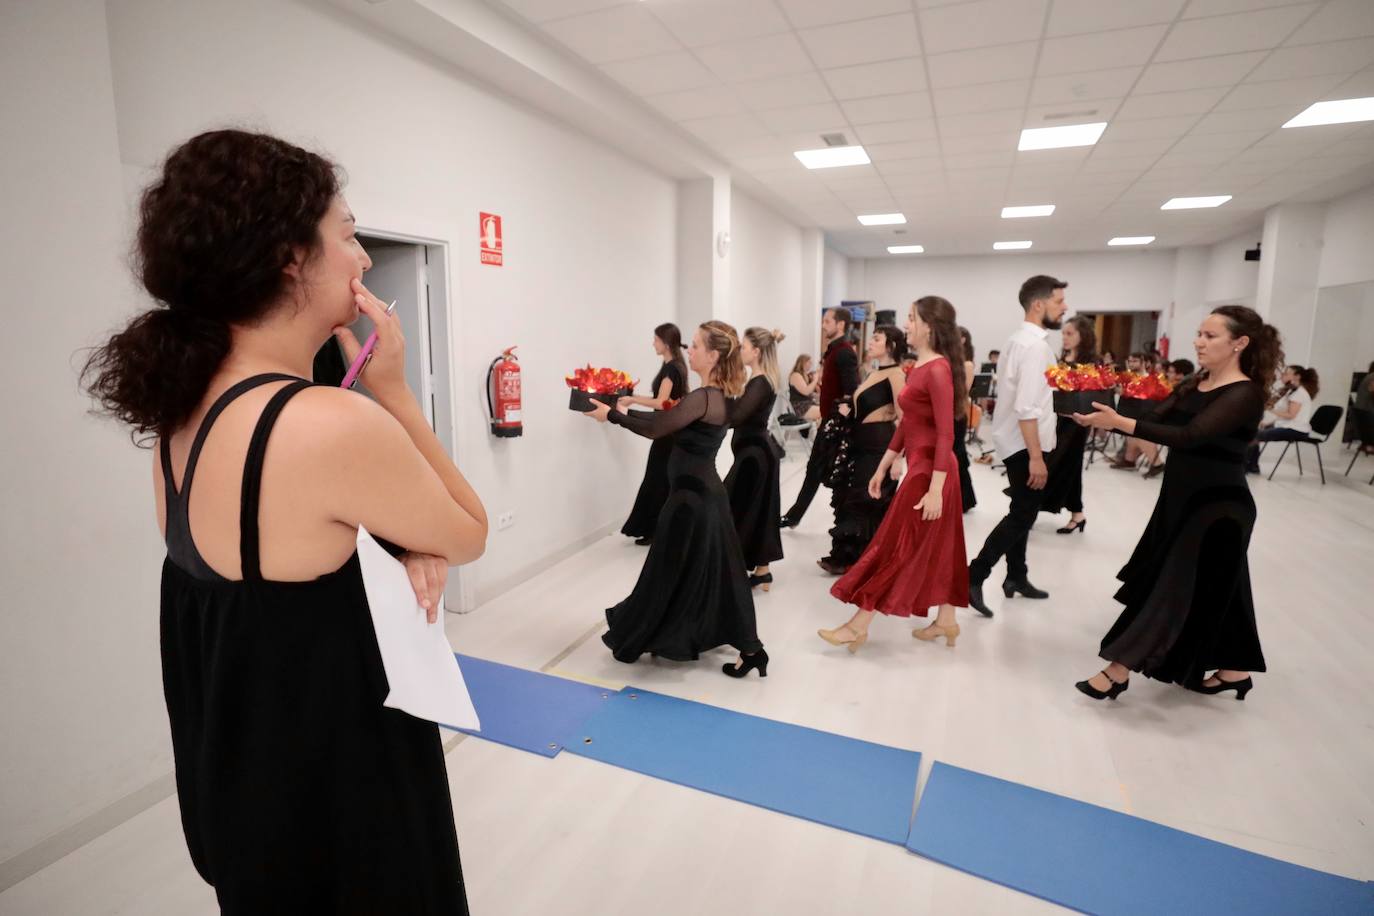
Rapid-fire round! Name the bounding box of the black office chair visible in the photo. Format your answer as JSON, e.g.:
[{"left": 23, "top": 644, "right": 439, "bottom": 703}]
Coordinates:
[
  {"left": 1344, "top": 407, "right": 1374, "bottom": 485},
  {"left": 1263, "top": 405, "right": 1343, "bottom": 484}
]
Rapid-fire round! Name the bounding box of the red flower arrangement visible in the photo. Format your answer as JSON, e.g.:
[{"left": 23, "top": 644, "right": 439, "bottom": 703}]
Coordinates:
[
  {"left": 1044, "top": 363, "right": 1118, "bottom": 392},
  {"left": 565, "top": 365, "right": 637, "bottom": 394},
  {"left": 1118, "top": 370, "right": 1173, "bottom": 401}
]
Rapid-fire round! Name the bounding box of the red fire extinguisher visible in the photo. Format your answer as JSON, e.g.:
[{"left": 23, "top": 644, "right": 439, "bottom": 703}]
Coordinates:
[
  {"left": 1159, "top": 334, "right": 1170, "bottom": 359},
  {"left": 486, "top": 347, "right": 522, "bottom": 438}
]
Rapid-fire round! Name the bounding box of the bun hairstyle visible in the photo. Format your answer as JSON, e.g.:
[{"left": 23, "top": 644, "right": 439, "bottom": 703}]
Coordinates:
[
  {"left": 1287, "top": 364, "right": 1320, "bottom": 398},
  {"left": 699, "top": 320, "right": 747, "bottom": 397},
  {"left": 872, "top": 324, "right": 909, "bottom": 365},
  {"left": 913, "top": 296, "right": 968, "bottom": 419},
  {"left": 743, "top": 326, "right": 785, "bottom": 391},
  {"left": 1209, "top": 305, "right": 1283, "bottom": 396},
  {"left": 82, "top": 129, "right": 341, "bottom": 441},
  {"left": 655, "top": 322, "right": 688, "bottom": 377}
]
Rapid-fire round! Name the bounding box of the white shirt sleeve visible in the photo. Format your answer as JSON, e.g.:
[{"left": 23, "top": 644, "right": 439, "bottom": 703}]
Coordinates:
[{"left": 1011, "top": 339, "right": 1051, "bottom": 420}]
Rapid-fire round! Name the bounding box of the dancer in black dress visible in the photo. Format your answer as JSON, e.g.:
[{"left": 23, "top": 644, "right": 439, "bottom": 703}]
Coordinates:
[
  {"left": 725, "top": 327, "right": 786, "bottom": 591},
  {"left": 954, "top": 326, "right": 978, "bottom": 511},
  {"left": 1040, "top": 315, "right": 1096, "bottom": 534},
  {"left": 820, "top": 325, "right": 907, "bottom": 574},
  {"left": 584, "top": 321, "right": 769, "bottom": 679},
  {"left": 620, "top": 323, "right": 689, "bottom": 545},
  {"left": 81, "top": 130, "right": 486, "bottom": 913},
  {"left": 1072, "top": 306, "right": 1280, "bottom": 702}
]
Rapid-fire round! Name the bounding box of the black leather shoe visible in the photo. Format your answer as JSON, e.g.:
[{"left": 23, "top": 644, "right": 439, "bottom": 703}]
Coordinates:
[
  {"left": 634, "top": 536, "right": 653, "bottom": 546},
  {"left": 1002, "top": 578, "right": 1049, "bottom": 599},
  {"left": 722, "top": 649, "right": 769, "bottom": 679},
  {"left": 968, "top": 569, "right": 993, "bottom": 618},
  {"left": 1075, "top": 670, "right": 1128, "bottom": 701}
]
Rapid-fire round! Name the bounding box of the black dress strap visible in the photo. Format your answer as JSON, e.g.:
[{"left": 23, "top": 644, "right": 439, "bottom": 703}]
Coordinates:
[
  {"left": 168, "top": 373, "right": 302, "bottom": 498},
  {"left": 239, "top": 379, "right": 314, "bottom": 582}
]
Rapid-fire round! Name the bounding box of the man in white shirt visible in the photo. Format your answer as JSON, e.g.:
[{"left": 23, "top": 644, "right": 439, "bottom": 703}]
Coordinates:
[{"left": 968, "top": 275, "right": 1068, "bottom": 617}]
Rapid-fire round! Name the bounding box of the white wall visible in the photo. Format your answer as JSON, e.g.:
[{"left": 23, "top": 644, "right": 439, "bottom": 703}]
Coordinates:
[
  {"left": 728, "top": 190, "right": 804, "bottom": 378},
  {"left": 822, "top": 244, "right": 850, "bottom": 312},
  {"left": 1166, "top": 230, "right": 1263, "bottom": 351},
  {"left": 1318, "top": 184, "right": 1374, "bottom": 289},
  {"left": 1310, "top": 282, "right": 1374, "bottom": 414},
  {"left": 0, "top": 0, "right": 170, "bottom": 866},
  {"left": 857, "top": 249, "right": 1178, "bottom": 363}
]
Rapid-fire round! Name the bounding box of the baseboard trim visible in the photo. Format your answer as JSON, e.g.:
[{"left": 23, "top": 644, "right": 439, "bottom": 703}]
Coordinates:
[{"left": 468, "top": 520, "right": 619, "bottom": 609}]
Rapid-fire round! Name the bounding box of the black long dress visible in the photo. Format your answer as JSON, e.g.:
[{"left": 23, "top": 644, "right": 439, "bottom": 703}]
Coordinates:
[
  {"left": 1040, "top": 416, "right": 1088, "bottom": 515},
  {"left": 952, "top": 416, "right": 977, "bottom": 511},
  {"left": 724, "top": 376, "right": 784, "bottom": 568},
  {"left": 1098, "top": 380, "right": 1267, "bottom": 684},
  {"left": 160, "top": 374, "right": 467, "bottom": 914},
  {"left": 621, "top": 360, "right": 687, "bottom": 538},
  {"left": 828, "top": 375, "right": 899, "bottom": 567},
  {"left": 603, "top": 387, "right": 764, "bottom": 663}
]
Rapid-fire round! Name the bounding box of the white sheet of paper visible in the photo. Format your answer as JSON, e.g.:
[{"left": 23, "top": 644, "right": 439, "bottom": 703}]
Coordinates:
[{"left": 356, "top": 526, "right": 480, "bottom": 731}]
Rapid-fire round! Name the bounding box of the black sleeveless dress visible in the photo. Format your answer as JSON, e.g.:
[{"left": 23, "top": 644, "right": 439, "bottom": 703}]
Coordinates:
[
  {"left": 621, "top": 361, "right": 687, "bottom": 538},
  {"left": 724, "top": 375, "right": 784, "bottom": 568},
  {"left": 159, "top": 374, "right": 468, "bottom": 914},
  {"left": 828, "top": 375, "right": 899, "bottom": 568},
  {"left": 1099, "top": 381, "right": 1267, "bottom": 684},
  {"left": 603, "top": 387, "right": 763, "bottom": 662}
]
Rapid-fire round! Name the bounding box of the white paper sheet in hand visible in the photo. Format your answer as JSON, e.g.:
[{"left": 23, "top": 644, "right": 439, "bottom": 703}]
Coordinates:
[{"left": 356, "top": 526, "right": 480, "bottom": 731}]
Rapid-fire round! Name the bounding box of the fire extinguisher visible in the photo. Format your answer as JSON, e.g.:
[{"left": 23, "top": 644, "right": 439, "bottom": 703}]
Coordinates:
[
  {"left": 486, "top": 347, "right": 522, "bottom": 438},
  {"left": 1159, "top": 334, "right": 1170, "bottom": 359}
]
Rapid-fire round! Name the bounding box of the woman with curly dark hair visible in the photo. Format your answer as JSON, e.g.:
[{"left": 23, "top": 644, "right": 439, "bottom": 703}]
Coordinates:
[
  {"left": 82, "top": 129, "right": 486, "bottom": 913},
  {"left": 1071, "top": 306, "right": 1280, "bottom": 703}
]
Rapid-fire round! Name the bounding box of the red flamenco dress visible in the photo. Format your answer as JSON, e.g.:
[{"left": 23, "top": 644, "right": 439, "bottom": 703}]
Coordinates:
[{"left": 831, "top": 357, "right": 970, "bottom": 616}]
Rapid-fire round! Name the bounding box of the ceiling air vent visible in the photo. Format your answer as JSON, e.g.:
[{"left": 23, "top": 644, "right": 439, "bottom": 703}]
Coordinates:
[
  {"left": 820, "top": 132, "right": 849, "bottom": 147},
  {"left": 1041, "top": 109, "right": 1100, "bottom": 122}
]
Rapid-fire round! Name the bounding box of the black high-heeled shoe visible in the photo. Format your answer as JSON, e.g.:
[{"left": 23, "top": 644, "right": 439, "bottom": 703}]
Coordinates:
[
  {"left": 722, "top": 649, "right": 769, "bottom": 679},
  {"left": 1002, "top": 578, "right": 1049, "bottom": 599},
  {"left": 1056, "top": 518, "right": 1086, "bottom": 535},
  {"left": 748, "top": 572, "right": 774, "bottom": 592},
  {"left": 968, "top": 569, "right": 994, "bottom": 618},
  {"left": 1193, "top": 675, "right": 1253, "bottom": 700},
  {"left": 1076, "top": 670, "right": 1128, "bottom": 701},
  {"left": 634, "top": 536, "right": 653, "bottom": 546}
]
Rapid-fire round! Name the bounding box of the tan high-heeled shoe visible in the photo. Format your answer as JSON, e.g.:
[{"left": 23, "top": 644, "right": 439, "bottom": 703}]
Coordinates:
[
  {"left": 817, "top": 624, "right": 868, "bottom": 654},
  {"left": 913, "top": 622, "right": 960, "bottom": 647}
]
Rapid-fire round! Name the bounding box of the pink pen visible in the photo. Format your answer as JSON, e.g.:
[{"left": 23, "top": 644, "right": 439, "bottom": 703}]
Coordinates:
[{"left": 340, "top": 299, "right": 397, "bottom": 389}]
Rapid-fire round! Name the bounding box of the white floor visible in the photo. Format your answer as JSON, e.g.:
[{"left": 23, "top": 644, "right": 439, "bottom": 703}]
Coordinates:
[{"left": 4, "top": 438, "right": 1374, "bottom": 915}]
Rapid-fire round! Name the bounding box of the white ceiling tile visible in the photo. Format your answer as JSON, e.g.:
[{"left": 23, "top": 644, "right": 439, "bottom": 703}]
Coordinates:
[
  {"left": 919, "top": 0, "right": 1049, "bottom": 54},
  {"left": 776, "top": 0, "right": 913, "bottom": 30},
  {"left": 1331, "top": 67, "right": 1374, "bottom": 97},
  {"left": 542, "top": 5, "right": 680, "bottom": 64},
  {"left": 876, "top": 157, "right": 945, "bottom": 175},
  {"left": 1190, "top": 105, "right": 1296, "bottom": 132},
  {"left": 798, "top": 14, "right": 922, "bottom": 70},
  {"left": 1047, "top": 0, "right": 1186, "bottom": 37},
  {"left": 650, "top": 0, "right": 790, "bottom": 48},
  {"left": 1181, "top": 0, "right": 1309, "bottom": 19},
  {"left": 937, "top": 108, "right": 1025, "bottom": 137},
  {"left": 866, "top": 139, "right": 945, "bottom": 159},
  {"left": 821, "top": 58, "right": 928, "bottom": 99},
  {"left": 1116, "top": 86, "right": 1230, "bottom": 119},
  {"left": 646, "top": 85, "right": 746, "bottom": 121},
  {"left": 599, "top": 52, "right": 718, "bottom": 95},
  {"left": 944, "top": 149, "right": 1019, "bottom": 168},
  {"left": 1100, "top": 114, "right": 1204, "bottom": 138},
  {"left": 1093, "top": 137, "right": 1177, "bottom": 158},
  {"left": 841, "top": 92, "right": 936, "bottom": 124},
  {"left": 1080, "top": 154, "right": 1163, "bottom": 172},
  {"left": 502, "top": 0, "right": 629, "bottom": 24},
  {"left": 696, "top": 33, "right": 815, "bottom": 82},
  {"left": 757, "top": 101, "right": 849, "bottom": 132},
  {"left": 933, "top": 80, "right": 1029, "bottom": 116},
  {"left": 1246, "top": 38, "right": 1374, "bottom": 82},
  {"left": 1134, "top": 52, "right": 1266, "bottom": 94},
  {"left": 1030, "top": 67, "right": 1142, "bottom": 105},
  {"left": 1039, "top": 25, "right": 1169, "bottom": 75},
  {"left": 1154, "top": 5, "right": 1318, "bottom": 62},
  {"left": 1285, "top": 0, "right": 1374, "bottom": 45},
  {"left": 1025, "top": 98, "right": 1123, "bottom": 126},
  {"left": 855, "top": 119, "right": 941, "bottom": 143},
  {"left": 1214, "top": 74, "right": 1347, "bottom": 111},
  {"left": 679, "top": 112, "right": 771, "bottom": 142},
  {"left": 941, "top": 133, "right": 1020, "bottom": 155},
  {"left": 734, "top": 71, "right": 834, "bottom": 110},
  {"left": 1169, "top": 129, "right": 1269, "bottom": 152},
  {"left": 926, "top": 42, "right": 1040, "bottom": 89}
]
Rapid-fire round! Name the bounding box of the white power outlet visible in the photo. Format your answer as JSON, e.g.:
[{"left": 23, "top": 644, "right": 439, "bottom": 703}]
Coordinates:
[{"left": 497, "top": 511, "right": 515, "bottom": 531}]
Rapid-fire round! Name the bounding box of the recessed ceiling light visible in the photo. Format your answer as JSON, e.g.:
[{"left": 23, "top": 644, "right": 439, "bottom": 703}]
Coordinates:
[
  {"left": 887, "top": 245, "right": 924, "bottom": 254},
  {"left": 1108, "top": 236, "right": 1155, "bottom": 246},
  {"left": 858, "top": 213, "right": 907, "bottom": 226},
  {"left": 1017, "top": 122, "right": 1107, "bottom": 151},
  {"left": 1283, "top": 96, "right": 1374, "bottom": 128},
  {"left": 794, "top": 145, "right": 871, "bottom": 169},
  {"left": 1002, "top": 205, "right": 1055, "bottom": 218},
  {"left": 1161, "top": 196, "right": 1231, "bottom": 210},
  {"left": 993, "top": 241, "right": 1033, "bottom": 250}
]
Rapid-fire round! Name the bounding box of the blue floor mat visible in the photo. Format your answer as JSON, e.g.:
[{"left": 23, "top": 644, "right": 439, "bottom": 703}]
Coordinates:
[
  {"left": 563, "top": 688, "right": 920, "bottom": 844},
  {"left": 907, "top": 762, "right": 1374, "bottom": 915},
  {"left": 448, "top": 655, "right": 612, "bottom": 758}
]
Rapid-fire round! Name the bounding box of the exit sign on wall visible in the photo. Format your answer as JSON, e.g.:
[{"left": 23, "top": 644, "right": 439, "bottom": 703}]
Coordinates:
[{"left": 480, "top": 212, "right": 503, "bottom": 266}]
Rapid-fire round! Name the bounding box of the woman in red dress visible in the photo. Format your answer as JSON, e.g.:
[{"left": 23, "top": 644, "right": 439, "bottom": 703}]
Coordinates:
[{"left": 821, "top": 296, "right": 971, "bottom": 652}]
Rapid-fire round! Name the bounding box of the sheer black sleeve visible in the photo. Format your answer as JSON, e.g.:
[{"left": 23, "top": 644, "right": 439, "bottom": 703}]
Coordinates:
[
  {"left": 728, "top": 376, "right": 774, "bottom": 427},
  {"left": 1133, "top": 383, "right": 1263, "bottom": 449},
  {"left": 835, "top": 347, "right": 860, "bottom": 399},
  {"left": 609, "top": 386, "right": 708, "bottom": 439}
]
